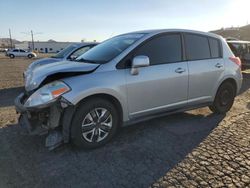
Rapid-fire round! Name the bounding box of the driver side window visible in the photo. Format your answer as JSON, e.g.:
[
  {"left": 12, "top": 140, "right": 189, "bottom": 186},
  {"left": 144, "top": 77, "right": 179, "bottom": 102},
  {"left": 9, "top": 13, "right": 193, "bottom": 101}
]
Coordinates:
[
  {"left": 117, "top": 33, "right": 182, "bottom": 69},
  {"left": 134, "top": 34, "right": 182, "bottom": 65}
]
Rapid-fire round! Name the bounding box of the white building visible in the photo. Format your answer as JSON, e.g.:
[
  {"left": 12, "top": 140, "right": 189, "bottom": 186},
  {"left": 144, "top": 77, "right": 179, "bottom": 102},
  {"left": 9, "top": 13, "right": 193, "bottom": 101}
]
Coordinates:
[{"left": 15, "top": 41, "right": 75, "bottom": 53}]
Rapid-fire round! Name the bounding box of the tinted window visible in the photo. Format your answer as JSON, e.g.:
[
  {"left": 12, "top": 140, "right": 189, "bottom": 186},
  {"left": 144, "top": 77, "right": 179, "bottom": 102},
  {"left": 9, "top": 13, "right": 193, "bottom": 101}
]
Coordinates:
[
  {"left": 13, "top": 49, "right": 18, "bottom": 52},
  {"left": 185, "top": 34, "right": 210, "bottom": 60},
  {"left": 134, "top": 34, "right": 182, "bottom": 65},
  {"left": 209, "top": 38, "right": 220, "bottom": 58},
  {"left": 20, "top": 49, "right": 25, "bottom": 52}
]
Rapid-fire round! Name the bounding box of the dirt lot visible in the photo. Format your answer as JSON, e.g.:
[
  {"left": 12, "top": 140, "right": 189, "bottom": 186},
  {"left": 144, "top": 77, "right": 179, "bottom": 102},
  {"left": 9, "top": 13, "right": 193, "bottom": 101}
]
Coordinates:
[{"left": 0, "top": 53, "right": 249, "bottom": 188}]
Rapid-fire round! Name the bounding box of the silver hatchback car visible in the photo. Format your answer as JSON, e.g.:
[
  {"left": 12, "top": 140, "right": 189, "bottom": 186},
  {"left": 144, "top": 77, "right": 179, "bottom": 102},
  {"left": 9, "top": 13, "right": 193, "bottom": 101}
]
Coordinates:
[{"left": 15, "top": 29, "right": 242, "bottom": 149}]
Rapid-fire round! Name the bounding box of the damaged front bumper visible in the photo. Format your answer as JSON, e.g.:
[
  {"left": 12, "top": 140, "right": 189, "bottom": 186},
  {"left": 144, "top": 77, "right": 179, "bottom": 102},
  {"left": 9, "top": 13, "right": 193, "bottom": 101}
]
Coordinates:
[{"left": 14, "top": 92, "right": 75, "bottom": 150}]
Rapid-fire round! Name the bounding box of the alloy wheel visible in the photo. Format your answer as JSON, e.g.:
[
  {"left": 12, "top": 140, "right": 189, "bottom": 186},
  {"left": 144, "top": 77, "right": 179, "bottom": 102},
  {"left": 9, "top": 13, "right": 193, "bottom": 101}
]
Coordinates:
[{"left": 81, "top": 108, "right": 112, "bottom": 143}]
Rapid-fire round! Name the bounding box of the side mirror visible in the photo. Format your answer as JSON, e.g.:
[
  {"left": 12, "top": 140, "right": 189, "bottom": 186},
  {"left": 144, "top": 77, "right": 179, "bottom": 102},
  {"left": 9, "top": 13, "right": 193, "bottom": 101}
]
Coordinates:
[{"left": 131, "top": 55, "right": 150, "bottom": 75}]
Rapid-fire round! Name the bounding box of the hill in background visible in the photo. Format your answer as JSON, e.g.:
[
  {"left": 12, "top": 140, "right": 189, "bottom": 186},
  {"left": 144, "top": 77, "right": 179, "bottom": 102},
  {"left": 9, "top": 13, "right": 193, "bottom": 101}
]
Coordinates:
[
  {"left": 211, "top": 24, "right": 250, "bottom": 41},
  {"left": 0, "top": 38, "right": 21, "bottom": 48}
]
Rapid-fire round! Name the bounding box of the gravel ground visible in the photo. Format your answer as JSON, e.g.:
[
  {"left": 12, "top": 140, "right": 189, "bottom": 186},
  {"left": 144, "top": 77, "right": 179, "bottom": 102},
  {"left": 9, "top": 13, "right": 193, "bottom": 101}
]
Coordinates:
[
  {"left": 152, "top": 112, "right": 250, "bottom": 188},
  {"left": 0, "top": 53, "right": 249, "bottom": 188}
]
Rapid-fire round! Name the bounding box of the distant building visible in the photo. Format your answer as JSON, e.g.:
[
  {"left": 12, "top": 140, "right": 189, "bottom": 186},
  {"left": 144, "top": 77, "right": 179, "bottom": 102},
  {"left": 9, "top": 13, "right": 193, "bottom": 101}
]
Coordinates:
[{"left": 15, "top": 41, "right": 75, "bottom": 53}]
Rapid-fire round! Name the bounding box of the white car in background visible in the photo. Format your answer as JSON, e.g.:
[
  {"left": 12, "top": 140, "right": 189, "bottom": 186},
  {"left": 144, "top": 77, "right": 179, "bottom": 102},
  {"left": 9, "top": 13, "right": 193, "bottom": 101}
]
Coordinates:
[{"left": 6, "top": 49, "right": 37, "bottom": 59}]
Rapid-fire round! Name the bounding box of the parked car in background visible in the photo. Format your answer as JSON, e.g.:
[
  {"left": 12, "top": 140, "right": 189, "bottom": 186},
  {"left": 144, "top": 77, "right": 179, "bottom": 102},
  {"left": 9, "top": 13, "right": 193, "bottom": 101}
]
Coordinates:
[
  {"left": 227, "top": 40, "right": 250, "bottom": 69},
  {"left": 24, "top": 43, "right": 98, "bottom": 80},
  {"left": 15, "top": 29, "right": 242, "bottom": 150},
  {"left": 6, "top": 49, "right": 37, "bottom": 58},
  {"left": 0, "top": 48, "right": 8, "bottom": 53}
]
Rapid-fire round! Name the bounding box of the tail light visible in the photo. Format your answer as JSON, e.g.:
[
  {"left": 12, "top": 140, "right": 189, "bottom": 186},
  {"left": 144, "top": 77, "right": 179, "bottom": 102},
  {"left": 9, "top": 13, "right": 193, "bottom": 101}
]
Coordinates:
[{"left": 229, "top": 57, "right": 241, "bottom": 68}]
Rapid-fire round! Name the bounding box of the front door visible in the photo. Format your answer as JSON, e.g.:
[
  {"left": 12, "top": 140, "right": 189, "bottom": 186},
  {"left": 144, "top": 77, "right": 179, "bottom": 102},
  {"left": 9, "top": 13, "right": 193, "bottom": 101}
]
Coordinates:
[{"left": 125, "top": 33, "right": 189, "bottom": 119}]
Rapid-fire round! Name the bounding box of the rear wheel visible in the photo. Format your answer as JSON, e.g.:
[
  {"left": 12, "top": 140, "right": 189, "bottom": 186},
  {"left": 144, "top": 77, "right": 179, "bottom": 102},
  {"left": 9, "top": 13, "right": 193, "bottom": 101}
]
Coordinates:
[
  {"left": 9, "top": 54, "right": 15, "bottom": 58},
  {"left": 209, "top": 82, "right": 236, "bottom": 114},
  {"left": 71, "top": 98, "right": 119, "bottom": 149}
]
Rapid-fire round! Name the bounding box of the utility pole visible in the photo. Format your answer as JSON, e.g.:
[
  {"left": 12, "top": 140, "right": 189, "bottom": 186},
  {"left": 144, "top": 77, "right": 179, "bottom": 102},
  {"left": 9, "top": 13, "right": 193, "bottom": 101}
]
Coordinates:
[
  {"left": 21, "top": 30, "right": 42, "bottom": 51},
  {"left": 9, "top": 29, "right": 13, "bottom": 49},
  {"left": 31, "top": 30, "right": 34, "bottom": 51}
]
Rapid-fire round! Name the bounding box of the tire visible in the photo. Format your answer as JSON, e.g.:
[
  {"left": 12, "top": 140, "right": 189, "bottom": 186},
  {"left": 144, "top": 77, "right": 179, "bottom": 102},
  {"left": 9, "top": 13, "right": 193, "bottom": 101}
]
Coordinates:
[
  {"left": 9, "top": 54, "right": 15, "bottom": 58},
  {"left": 71, "top": 98, "right": 119, "bottom": 149},
  {"left": 28, "top": 54, "right": 33, "bottom": 58},
  {"left": 209, "top": 82, "right": 236, "bottom": 114}
]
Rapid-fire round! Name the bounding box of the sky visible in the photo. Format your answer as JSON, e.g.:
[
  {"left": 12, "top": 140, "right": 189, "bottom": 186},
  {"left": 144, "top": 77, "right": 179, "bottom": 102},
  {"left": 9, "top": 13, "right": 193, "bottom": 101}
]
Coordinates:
[{"left": 0, "top": 0, "right": 250, "bottom": 42}]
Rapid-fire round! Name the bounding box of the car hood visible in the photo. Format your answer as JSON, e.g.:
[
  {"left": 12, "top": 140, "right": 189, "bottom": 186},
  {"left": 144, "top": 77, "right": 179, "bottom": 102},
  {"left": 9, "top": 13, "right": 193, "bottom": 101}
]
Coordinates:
[
  {"left": 25, "top": 60, "right": 100, "bottom": 91},
  {"left": 28, "top": 58, "right": 63, "bottom": 70}
]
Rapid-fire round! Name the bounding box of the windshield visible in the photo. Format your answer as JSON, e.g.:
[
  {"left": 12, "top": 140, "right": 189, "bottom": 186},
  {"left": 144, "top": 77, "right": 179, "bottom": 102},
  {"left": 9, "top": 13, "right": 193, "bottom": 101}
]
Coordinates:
[
  {"left": 52, "top": 44, "right": 77, "bottom": 58},
  {"left": 76, "top": 33, "right": 145, "bottom": 64}
]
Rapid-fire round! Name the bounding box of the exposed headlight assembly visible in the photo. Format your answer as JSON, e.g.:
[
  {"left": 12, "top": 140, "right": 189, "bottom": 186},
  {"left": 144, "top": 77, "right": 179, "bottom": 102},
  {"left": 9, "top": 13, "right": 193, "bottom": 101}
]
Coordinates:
[{"left": 24, "top": 81, "right": 71, "bottom": 108}]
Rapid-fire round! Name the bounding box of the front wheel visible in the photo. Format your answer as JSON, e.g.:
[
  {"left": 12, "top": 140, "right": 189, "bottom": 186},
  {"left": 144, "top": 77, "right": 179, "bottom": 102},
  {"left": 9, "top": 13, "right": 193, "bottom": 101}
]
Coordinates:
[
  {"left": 71, "top": 98, "right": 119, "bottom": 149},
  {"left": 9, "top": 54, "right": 15, "bottom": 58},
  {"left": 209, "top": 82, "right": 236, "bottom": 114},
  {"left": 28, "top": 54, "right": 33, "bottom": 58}
]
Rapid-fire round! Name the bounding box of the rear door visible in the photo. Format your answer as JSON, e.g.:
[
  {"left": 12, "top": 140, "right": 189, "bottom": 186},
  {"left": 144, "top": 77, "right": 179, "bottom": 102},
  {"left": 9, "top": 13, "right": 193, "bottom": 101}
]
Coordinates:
[
  {"left": 125, "top": 33, "right": 189, "bottom": 118},
  {"left": 184, "top": 33, "right": 224, "bottom": 104},
  {"left": 19, "top": 49, "right": 27, "bottom": 56}
]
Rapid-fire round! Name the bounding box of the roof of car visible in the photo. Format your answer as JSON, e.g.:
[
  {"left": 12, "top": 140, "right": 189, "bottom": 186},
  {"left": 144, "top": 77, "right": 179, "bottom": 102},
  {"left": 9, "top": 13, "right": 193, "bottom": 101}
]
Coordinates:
[{"left": 126, "top": 29, "right": 222, "bottom": 39}]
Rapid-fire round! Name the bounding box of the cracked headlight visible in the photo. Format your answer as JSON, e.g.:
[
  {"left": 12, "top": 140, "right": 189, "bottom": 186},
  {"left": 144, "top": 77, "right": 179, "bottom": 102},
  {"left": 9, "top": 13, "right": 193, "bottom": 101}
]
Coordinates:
[{"left": 24, "top": 81, "right": 71, "bottom": 108}]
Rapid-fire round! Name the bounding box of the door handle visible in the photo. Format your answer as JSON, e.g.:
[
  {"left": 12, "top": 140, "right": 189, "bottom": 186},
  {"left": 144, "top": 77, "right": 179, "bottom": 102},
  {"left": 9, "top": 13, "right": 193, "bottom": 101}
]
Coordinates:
[
  {"left": 175, "top": 67, "right": 186, "bottom": 73},
  {"left": 215, "top": 63, "right": 223, "bottom": 68}
]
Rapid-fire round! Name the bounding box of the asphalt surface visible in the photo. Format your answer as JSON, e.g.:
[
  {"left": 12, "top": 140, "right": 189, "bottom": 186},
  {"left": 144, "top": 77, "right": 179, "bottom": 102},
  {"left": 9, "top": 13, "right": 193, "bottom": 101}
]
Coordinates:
[{"left": 0, "top": 55, "right": 249, "bottom": 188}]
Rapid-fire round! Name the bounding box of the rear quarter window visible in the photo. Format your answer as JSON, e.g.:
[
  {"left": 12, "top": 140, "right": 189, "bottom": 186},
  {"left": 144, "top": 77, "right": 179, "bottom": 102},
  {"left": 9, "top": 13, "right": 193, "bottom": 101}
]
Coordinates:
[
  {"left": 185, "top": 34, "right": 210, "bottom": 60},
  {"left": 209, "top": 38, "right": 221, "bottom": 58}
]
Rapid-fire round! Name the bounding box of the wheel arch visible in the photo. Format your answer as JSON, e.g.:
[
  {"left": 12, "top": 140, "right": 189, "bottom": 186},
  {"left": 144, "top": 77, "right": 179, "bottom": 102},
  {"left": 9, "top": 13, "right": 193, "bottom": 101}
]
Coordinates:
[
  {"left": 215, "top": 77, "right": 238, "bottom": 97},
  {"left": 76, "top": 93, "right": 124, "bottom": 123},
  {"left": 61, "top": 93, "right": 124, "bottom": 143}
]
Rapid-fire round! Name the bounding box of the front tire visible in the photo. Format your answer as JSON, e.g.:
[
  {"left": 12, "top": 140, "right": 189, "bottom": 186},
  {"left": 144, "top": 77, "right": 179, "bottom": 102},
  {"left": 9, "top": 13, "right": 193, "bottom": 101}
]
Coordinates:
[
  {"left": 71, "top": 98, "right": 119, "bottom": 149},
  {"left": 9, "top": 54, "right": 15, "bottom": 58},
  {"left": 28, "top": 54, "right": 33, "bottom": 58},
  {"left": 209, "top": 82, "right": 236, "bottom": 114}
]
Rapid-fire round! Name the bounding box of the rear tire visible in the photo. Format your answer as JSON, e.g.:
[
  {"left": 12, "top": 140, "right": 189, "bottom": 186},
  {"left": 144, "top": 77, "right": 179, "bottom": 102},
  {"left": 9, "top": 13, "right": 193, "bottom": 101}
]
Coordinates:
[
  {"left": 9, "top": 54, "right": 15, "bottom": 58},
  {"left": 209, "top": 82, "right": 236, "bottom": 114},
  {"left": 71, "top": 98, "right": 119, "bottom": 149}
]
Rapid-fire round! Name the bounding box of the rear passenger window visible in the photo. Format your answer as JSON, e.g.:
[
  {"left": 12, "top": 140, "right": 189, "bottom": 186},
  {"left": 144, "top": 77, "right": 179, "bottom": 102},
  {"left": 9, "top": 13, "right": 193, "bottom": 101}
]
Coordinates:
[
  {"left": 209, "top": 38, "right": 220, "bottom": 58},
  {"left": 185, "top": 34, "right": 210, "bottom": 60},
  {"left": 134, "top": 34, "right": 182, "bottom": 65}
]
